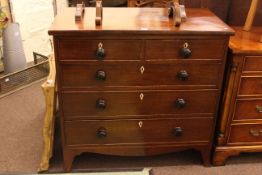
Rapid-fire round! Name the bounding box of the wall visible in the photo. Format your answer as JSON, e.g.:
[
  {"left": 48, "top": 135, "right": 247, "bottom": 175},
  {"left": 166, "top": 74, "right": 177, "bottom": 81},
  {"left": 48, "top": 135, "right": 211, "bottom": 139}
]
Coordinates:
[
  {"left": 183, "top": 0, "right": 262, "bottom": 26},
  {"left": 227, "top": 0, "right": 262, "bottom": 26},
  {"left": 56, "top": 0, "right": 68, "bottom": 15},
  {"left": 9, "top": 0, "right": 54, "bottom": 62}
]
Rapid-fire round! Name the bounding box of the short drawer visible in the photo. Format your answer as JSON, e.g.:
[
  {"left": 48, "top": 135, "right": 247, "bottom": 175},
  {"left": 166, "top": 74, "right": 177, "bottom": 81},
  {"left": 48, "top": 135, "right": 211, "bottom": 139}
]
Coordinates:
[
  {"left": 238, "top": 76, "right": 262, "bottom": 95},
  {"left": 233, "top": 99, "right": 262, "bottom": 121},
  {"left": 229, "top": 124, "right": 262, "bottom": 144},
  {"left": 145, "top": 39, "right": 226, "bottom": 60},
  {"left": 60, "top": 62, "right": 221, "bottom": 88},
  {"left": 64, "top": 117, "right": 213, "bottom": 145},
  {"left": 57, "top": 39, "right": 142, "bottom": 60},
  {"left": 243, "top": 56, "right": 262, "bottom": 72},
  {"left": 62, "top": 90, "right": 218, "bottom": 119}
]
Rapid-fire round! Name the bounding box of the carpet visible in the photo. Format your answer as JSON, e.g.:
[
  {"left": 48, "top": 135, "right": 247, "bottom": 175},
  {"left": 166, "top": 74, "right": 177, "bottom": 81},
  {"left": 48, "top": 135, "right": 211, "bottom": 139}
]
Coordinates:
[{"left": 0, "top": 80, "right": 45, "bottom": 173}]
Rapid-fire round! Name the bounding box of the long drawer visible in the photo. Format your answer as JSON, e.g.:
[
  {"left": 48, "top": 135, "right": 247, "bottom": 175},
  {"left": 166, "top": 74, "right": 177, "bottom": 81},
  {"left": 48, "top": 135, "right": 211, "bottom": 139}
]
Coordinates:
[
  {"left": 60, "top": 62, "right": 221, "bottom": 88},
  {"left": 229, "top": 124, "right": 262, "bottom": 144},
  {"left": 233, "top": 99, "right": 262, "bottom": 121},
  {"left": 62, "top": 89, "right": 218, "bottom": 119},
  {"left": 64, "top": 118, "right": 213, "bottom": 146}
]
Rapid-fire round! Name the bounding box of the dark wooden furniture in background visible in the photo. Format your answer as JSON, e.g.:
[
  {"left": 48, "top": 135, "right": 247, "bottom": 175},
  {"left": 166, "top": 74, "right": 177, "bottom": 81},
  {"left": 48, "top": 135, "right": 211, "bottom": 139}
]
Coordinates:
[
  {"left": 49, "top": 7, "right": 233, "bottom": 171},
  {"left": 213, "top": 27, "right": 262, "bottom": 165},
  {"left": 69, "top": 0, "right": 262, "bottom": 26}
]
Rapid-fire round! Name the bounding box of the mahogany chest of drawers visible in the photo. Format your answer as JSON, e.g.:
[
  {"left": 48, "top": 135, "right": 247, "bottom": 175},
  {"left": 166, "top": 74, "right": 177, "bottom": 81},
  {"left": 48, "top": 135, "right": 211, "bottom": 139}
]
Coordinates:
[
  {"left": 48, "top": 7, "right": 233, "bottom": 171},
  {"left": 213, "top": 27, "right": 262, "bottom": 165}
]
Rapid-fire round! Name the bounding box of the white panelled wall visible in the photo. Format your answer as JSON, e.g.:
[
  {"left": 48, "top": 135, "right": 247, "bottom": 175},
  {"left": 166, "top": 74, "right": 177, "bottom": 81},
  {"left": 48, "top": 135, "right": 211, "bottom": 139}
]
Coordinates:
[
  {"left": 56, "top": 0, "right": 68, "bottom": 15},
  {"left": 9, "top": 0, "right": 68, "bottom": 62}
]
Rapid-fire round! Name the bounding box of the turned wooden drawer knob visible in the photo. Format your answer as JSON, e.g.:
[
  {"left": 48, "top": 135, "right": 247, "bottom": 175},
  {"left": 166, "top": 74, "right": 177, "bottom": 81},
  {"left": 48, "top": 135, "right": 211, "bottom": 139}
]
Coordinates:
[
  {"left": 96, "top": 70, "right": 106, "bottom": 80},
  {"left": 176, "top": 98, "right": 186, "bottom": 108},
  {"left": 180, "top": 43, "right": 191, "bottom": 58},
  {"left": 97, "top": 127, "right": 107, "bottom": 138},
  {"left": 172, "top": 127, "right": 183, "bottom": 137},
  {"left": 177, "top": 70, "right": 189, "bottom": 81},
  {"left": 96, "top": 99, "right": 106, "bottom": 109},
  {"left": 96, "top": 42, "right": 105, "bottom": 59}
]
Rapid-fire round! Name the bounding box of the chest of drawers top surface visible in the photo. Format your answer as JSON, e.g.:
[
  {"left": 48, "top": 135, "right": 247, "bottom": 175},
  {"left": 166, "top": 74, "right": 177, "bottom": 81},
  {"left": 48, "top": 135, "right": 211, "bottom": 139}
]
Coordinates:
[
  {"left": 48, "top": 8, "right": 234, "bottom": 36},
  {"left": 229, "top": 27, "right": 262, "bottom": 54}
]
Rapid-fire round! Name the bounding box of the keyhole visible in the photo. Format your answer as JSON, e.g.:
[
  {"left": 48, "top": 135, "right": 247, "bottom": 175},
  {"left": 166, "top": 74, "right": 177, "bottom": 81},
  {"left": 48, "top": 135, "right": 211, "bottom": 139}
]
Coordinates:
[
  {"left": 140, "top": 66, "right": 145, "bottom": 74},
  {"left": 183, "top": 42, "right": 189, "bottom": 48},
  {"left": 138, "top": 121, "right": 143, "bottom": 128},
  {"left": 98, "top": 42, "right": 103, "bottom": 48},
  {"left": 140, "top": 93, "right": 144, "bottom": 100}
]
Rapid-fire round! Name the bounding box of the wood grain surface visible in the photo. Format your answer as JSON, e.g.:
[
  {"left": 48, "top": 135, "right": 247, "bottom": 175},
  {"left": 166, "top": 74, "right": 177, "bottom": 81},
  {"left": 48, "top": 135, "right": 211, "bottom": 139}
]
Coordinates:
[{"left": 49, "top": 8, "right": 234, "bottom": 35}]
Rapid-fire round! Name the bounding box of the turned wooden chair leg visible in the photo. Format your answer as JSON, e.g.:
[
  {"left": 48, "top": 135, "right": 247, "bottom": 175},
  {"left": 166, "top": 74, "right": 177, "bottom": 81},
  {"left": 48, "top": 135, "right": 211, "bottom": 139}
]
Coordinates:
[
  {"left": 242, "top": 0, "right": 262, "bottom": 42},
  {"left": 243, "top": 0, "right": 259, "bottom": 31}
]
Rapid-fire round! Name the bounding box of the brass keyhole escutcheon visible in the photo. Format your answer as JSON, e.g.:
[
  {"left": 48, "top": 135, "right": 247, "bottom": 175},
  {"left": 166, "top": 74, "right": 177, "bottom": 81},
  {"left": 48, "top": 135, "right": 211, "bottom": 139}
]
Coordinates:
[
  {"left": 180, "top": 42, "right": 191, "bottom": 58},
  {"left": 183, "top": 42, "right": 189, "bottom": 48},
  {"left": 98, "top": 42, "right": 103, "bottom": 48},
  {"left": 140, "top": 93, "right": 144, "bottom": 100},
  {"left": 96, "top": 42, "right": 105, "bottom": 59},
  {"left": 138, "top": 121, "right": 143, "bottom": 128},
  {"left": 140, "top": 66, "right": 145, "bottom": 74}
]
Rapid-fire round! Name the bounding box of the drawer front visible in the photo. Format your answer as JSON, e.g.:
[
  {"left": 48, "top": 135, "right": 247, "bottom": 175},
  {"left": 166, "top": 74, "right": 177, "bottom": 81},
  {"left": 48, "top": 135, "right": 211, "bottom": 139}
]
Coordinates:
[
  {"left": 64, "top": 118, "right": 213, "bottom": 145},
  {"left": 243, "top": 56, "right": 262, "bottom": 72},
  {"left": 238, "top": 76, "right": 262, "bottom": 95},
  {"left": 234, "top": 99, "right": 262, "bottom": 120},
  {"left": 57, "top": 39, "right": 142, "bottom": 60},
  {"left": 60, "top": 62, "right": 221, "bottom": 88},
  {"left": 229, "top": 124, "right": 262, "bottom": 144},
  {"left": 62, "top": 90, "right": 218, "bottom": 119},
  {"left": 145, "top": 39, "right": 225, "bottom": 60}
]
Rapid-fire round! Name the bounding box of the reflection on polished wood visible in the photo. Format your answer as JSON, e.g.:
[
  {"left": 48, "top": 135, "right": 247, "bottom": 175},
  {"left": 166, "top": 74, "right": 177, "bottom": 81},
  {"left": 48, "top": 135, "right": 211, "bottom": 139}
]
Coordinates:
[
  {"left": 229, "top": 27, "right": 262, "bottom": 54},
  {"left": 49, "top": 8, "right": 234, "bottom": 35}
]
